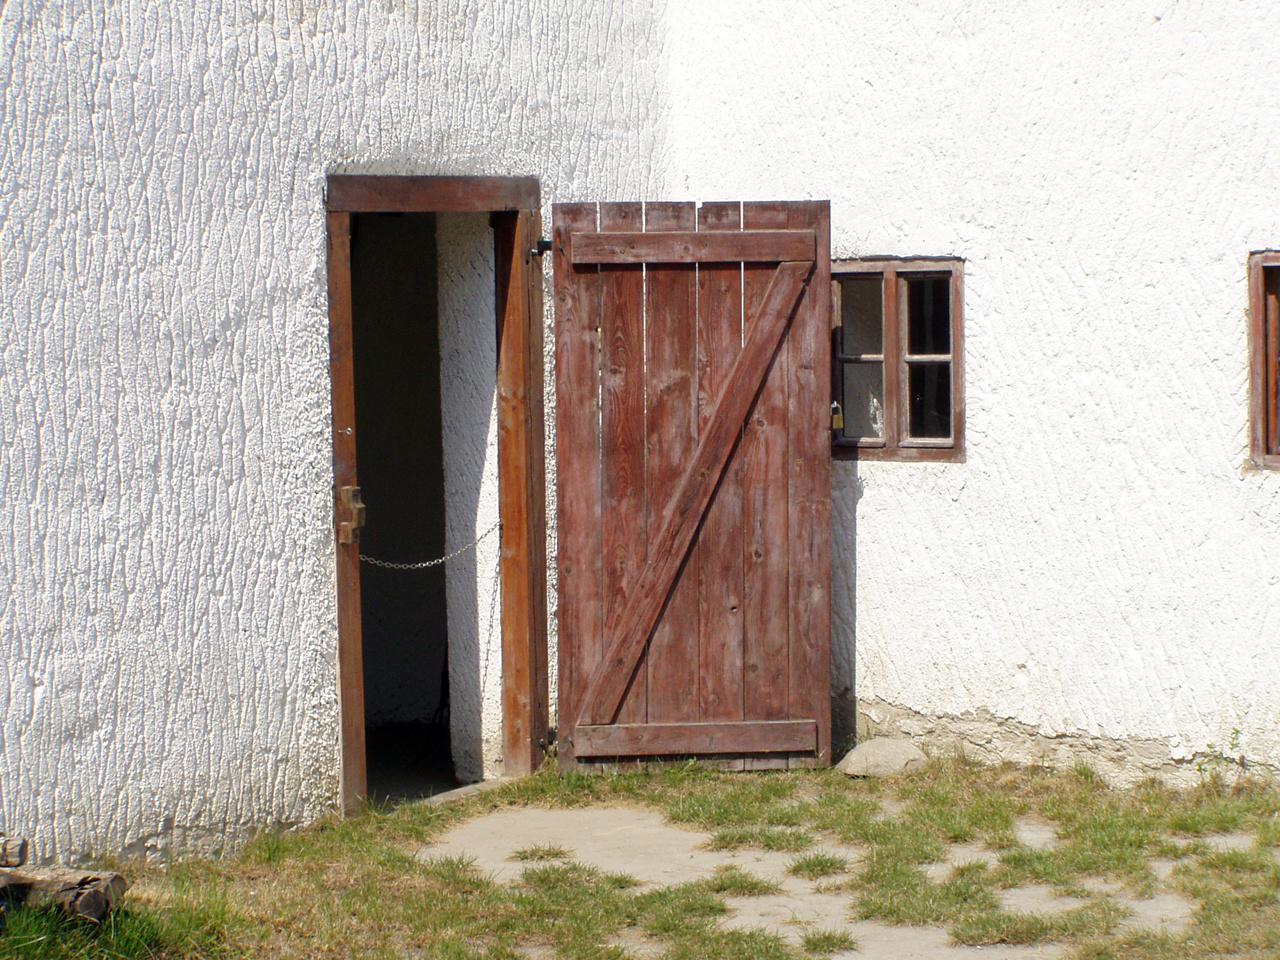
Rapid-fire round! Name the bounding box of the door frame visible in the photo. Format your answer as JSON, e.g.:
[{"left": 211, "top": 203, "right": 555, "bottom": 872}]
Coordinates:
[{"left": 326, "top": 175, "right": 549, "bottom": 812}]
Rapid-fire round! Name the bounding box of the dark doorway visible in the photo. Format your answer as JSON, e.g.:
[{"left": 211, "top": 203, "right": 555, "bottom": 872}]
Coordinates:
[
  {"left": 350, "top": 212, "right": 459, "bottom": 799},
  {"left": 327, "top": 176, "right": 548, "bottom": 813}
]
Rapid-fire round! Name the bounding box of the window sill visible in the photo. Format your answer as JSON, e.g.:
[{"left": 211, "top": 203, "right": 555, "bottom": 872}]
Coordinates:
[{"left": 832, "top": 442, "right": 964, "bottom": 463}]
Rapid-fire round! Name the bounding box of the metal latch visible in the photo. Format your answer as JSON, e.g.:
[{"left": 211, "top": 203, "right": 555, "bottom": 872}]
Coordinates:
[
  {"left": 830, "top": 401, "right": 844, "bottom": 431},
  {"left": 338, "top": 486, "right": 366, "bottom": 544}
]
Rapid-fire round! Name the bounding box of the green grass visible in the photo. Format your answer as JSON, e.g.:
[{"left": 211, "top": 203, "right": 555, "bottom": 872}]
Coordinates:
[
  {"left": 705, "top": 827, "right": 814, "bottom": 852},
  {"left": 509, "top": 843, "right": 574, "bottom": 862},
  {"left": 799, "top": 928, "right": 857, "bottom": 955},
  {"left": 786, "top": 852, "right": 848, "bottom": 880},
  {"left": 0, "top": 888, "right": 233, "bottom": 959},
  {"left": 11, "top": 759, "right": 1280, "bottom": 959},
  {"left": 667, "top": 776, "right": 804, "bottom": 829},
  {"left": 704, "top": 865, "right": 782, "bottom": 897}
]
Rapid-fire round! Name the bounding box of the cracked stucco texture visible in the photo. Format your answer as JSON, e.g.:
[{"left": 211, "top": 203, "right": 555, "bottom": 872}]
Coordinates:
[
  {"left": 436, "top": 212, "right": 503, "bottom": 785},
  {"left": 3, "top": 0, "right": 1280, "bottom": 861},
  {"left": 662, "top": 1, "right": 1280, "bottom": 771},
  {"left": 0, "top": 0, "right": 668, "bottom": 860}
]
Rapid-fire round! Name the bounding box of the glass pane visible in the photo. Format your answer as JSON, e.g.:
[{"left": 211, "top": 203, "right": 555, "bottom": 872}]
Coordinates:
[
  {"left": 839, "top": 276, "right": 882, "bottom": 355},
  {"left": 1273, "top": 348, "right": 1279, "bottom": 452},
  {"left": 840, "top": 362, "right": 885, "bottom": 440},
  {"left": 908, "top": 362, "right": 951, "bottom": 438},
  {"left": 1270, "top": 279, "right": 1280, "bottom": 453},
  {"left": 907, "top": 276, "right": 950, "bottom": 355}
]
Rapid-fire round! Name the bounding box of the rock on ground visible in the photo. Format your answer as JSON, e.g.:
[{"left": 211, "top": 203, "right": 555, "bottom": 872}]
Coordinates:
[{"left": 836, "top": 738, "right": 927, "bottom": 777}]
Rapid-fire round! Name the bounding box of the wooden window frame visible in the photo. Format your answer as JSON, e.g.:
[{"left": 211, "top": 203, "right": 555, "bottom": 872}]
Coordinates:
[
  {"left": 1248, "top": 251, "right": 1280, "bottom": 469},
  {"left": 325, "top": 175, "right": 548, "bottom": 812},
  {"left": 831, "top": 257, "right": 964, "bottom": 462}
]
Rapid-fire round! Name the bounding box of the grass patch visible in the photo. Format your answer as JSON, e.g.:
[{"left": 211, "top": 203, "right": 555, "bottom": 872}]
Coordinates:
[
  {"left": 898, "top": 773, "right": 1022, "bottom": 845},
  {"left": 838, "top": 818, "right": 945, "bottom": 864},
  {"left": 950, "top": 908, "right": 1055, "bottom": 945},
  {"left": 662, "top": 927, "right": 794, "bottom": 960},
  {"left": 787, "top": 852, "right": 848, "bottom": 880},
  {"left": 667, "top": 776, "right": 804, "bottom": 829},
  {"left": 17, "top": 759, "right": 1280, "bottom": 959},
  {"left": 705, "top": 827, "right": 814, "bottom": 852},
  {"left": 703, "top": 865, "right": 782, "bottom": 897},
  {"left": 509, "top": 843, "right": 574, "bottom": 862},
  {"left": 632, "top": 881, "right": 728, "bottom": 938},
  {"left": 0, "top": 894, "right": 234, "bottom": 960},
  {"left": 800, "top": 928, "right": 857, "bottom": 955},
  {"left": 855, "top": 859, "right": 1000, "bottom": 926}
]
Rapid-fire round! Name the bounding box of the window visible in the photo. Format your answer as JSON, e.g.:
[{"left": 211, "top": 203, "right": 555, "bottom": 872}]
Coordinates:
[
  {"left": 1249, "top": 251, "right": 1280, "bottom": 468},
  {"left": 831, "top": 258, "right": 964, "bottom": 461}
]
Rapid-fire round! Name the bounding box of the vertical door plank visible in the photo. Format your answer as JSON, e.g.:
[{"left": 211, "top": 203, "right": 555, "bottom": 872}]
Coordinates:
[
  {"left": 599, "top": 202, "right": 649, "bottom": 725},
  {"left": 554, "top": 203, "right": 603, "bottom": 769},
  {"left": 643, "top": 202, "right": 699, "bottom": 724},
  {"left": 696, "top": 203, "right": 746, "bottom": 735},
  {"left": 785, "top": 202, "right": 832, "bottom": 766},
  {"left": 497, "top": 209, "right": 549, "bottom": 775},
  {"left": 740, "top": 203, "right": 792, "bottom": 768},
  {"left": 327, "top": 210, "right": 367, "bottom": 811},
  {"left": 575, "top": 261, "right": 814, "bottom": 728}
]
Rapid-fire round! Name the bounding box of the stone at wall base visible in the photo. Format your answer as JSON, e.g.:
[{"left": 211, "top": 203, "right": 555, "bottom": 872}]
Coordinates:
[{"left": 837, "top": 738, "right": 927, "bottom": 777}]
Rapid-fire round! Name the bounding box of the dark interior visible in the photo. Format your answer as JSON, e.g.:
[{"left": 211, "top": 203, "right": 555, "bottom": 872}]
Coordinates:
[
  {"left": 350, "top": 212, "right": 459, "bottom": 800},
  {"left": 905, "top": 276, "right": 952, "bottom": 439}
]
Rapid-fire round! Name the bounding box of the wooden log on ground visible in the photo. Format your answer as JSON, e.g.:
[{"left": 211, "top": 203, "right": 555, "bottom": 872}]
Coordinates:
[
  {"left": 0, "top": 866, "right": 128, "bottom": 921},
  {"left": 0, "top": 834, "right": 27, "bottom": 867}
]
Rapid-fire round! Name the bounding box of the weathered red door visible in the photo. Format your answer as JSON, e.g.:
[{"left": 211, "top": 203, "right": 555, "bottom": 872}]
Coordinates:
[{"left": 554, "top": 201, "right": 831, "bottom": 768}]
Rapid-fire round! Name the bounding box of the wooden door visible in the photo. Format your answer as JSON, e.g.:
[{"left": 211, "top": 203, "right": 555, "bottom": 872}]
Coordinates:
[{"left": 554, "top": 201, "right": 831, "bottom": 768}]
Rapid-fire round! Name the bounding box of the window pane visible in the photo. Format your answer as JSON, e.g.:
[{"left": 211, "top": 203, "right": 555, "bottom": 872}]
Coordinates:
[
  {"left": 1269, "top": 276, "right": 1279, "bottom": 454},
  {"left": 908, "top": 362, "right": 951, "bottom": 438},
  {"left": 907, "top": 276, "right": 950, "bottom": 355},
  {"left": 840, "top": 362, "right": 885, "bottom": 439},
  {"left": 839, "top": 276, "right": 882, "bottom": 355}
]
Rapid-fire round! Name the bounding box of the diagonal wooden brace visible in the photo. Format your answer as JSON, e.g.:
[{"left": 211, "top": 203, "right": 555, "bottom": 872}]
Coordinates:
[{"left": 578, "top": 259, "right": 815, "bottom": 726}]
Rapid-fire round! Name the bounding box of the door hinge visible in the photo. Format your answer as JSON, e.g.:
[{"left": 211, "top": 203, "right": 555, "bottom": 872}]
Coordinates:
[{"left": 337, "top": 485, "right": 366, "bottom": 544}]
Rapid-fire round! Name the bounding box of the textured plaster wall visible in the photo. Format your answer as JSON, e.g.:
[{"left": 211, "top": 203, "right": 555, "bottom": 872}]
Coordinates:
[
  {"left": 0, "top": 0, "right": 669, "bottom": 860},
  {"left": 4, "top": 0, "right": 1279, "bottom": 861},
  {"left": 437, "top": 213, "right": 503, "bottom": 783},
  {"left": 662, "top": 0, "right": 1280, "bottom": 776}
]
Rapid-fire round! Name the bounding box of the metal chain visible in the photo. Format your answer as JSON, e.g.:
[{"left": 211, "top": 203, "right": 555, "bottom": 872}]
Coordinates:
[{"left": 360, "top": 520, "right": 501, "bottom": 570}]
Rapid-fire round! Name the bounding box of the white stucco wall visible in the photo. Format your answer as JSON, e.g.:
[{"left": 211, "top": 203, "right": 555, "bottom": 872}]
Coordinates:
[
  {"left": 661, "top": 0, "right": 1280, "bottom": 779},
  {"left": 2, "top": 0, "right": 1279, "bottom": 861},
  {"left": 437, "top": 213, "right": 503, "bottom": 783},
  {"left": 0, "top": 0, "right": 668, "bottom": 860}
]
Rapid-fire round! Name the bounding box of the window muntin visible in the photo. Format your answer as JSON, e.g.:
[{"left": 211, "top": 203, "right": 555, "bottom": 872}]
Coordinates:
[{"left": 832, "top": 259, "right": 963, "bottom": 461}]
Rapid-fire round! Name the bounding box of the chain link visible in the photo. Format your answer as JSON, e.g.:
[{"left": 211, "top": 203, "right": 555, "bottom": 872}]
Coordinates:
[{"left": 360, "top": 520, "right": 501, "bottom": 570}]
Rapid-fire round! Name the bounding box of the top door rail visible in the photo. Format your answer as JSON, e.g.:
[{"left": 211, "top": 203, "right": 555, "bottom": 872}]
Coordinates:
[{"left": 570, "top": 230, "right": 815, "bottom": 264}]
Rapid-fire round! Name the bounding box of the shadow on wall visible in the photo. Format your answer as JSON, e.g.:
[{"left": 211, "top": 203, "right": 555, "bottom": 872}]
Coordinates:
[{"left": 831, "top": 462, "right": 865, "bottom": 756}]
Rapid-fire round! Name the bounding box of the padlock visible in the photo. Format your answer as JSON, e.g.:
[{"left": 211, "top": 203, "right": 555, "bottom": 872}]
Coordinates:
[{"left": 830, "top": 401, "right": 844, "bottom": 432}]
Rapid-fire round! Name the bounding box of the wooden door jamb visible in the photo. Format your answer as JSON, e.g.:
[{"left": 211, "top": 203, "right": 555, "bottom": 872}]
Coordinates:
[{"left": 325, "top": 175, "right": 549, "bottom": 815}]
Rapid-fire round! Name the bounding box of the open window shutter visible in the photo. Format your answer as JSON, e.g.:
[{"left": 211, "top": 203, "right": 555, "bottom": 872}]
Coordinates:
[{"left": 554, "top": 201, "right": 831, "bottom": 768}]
